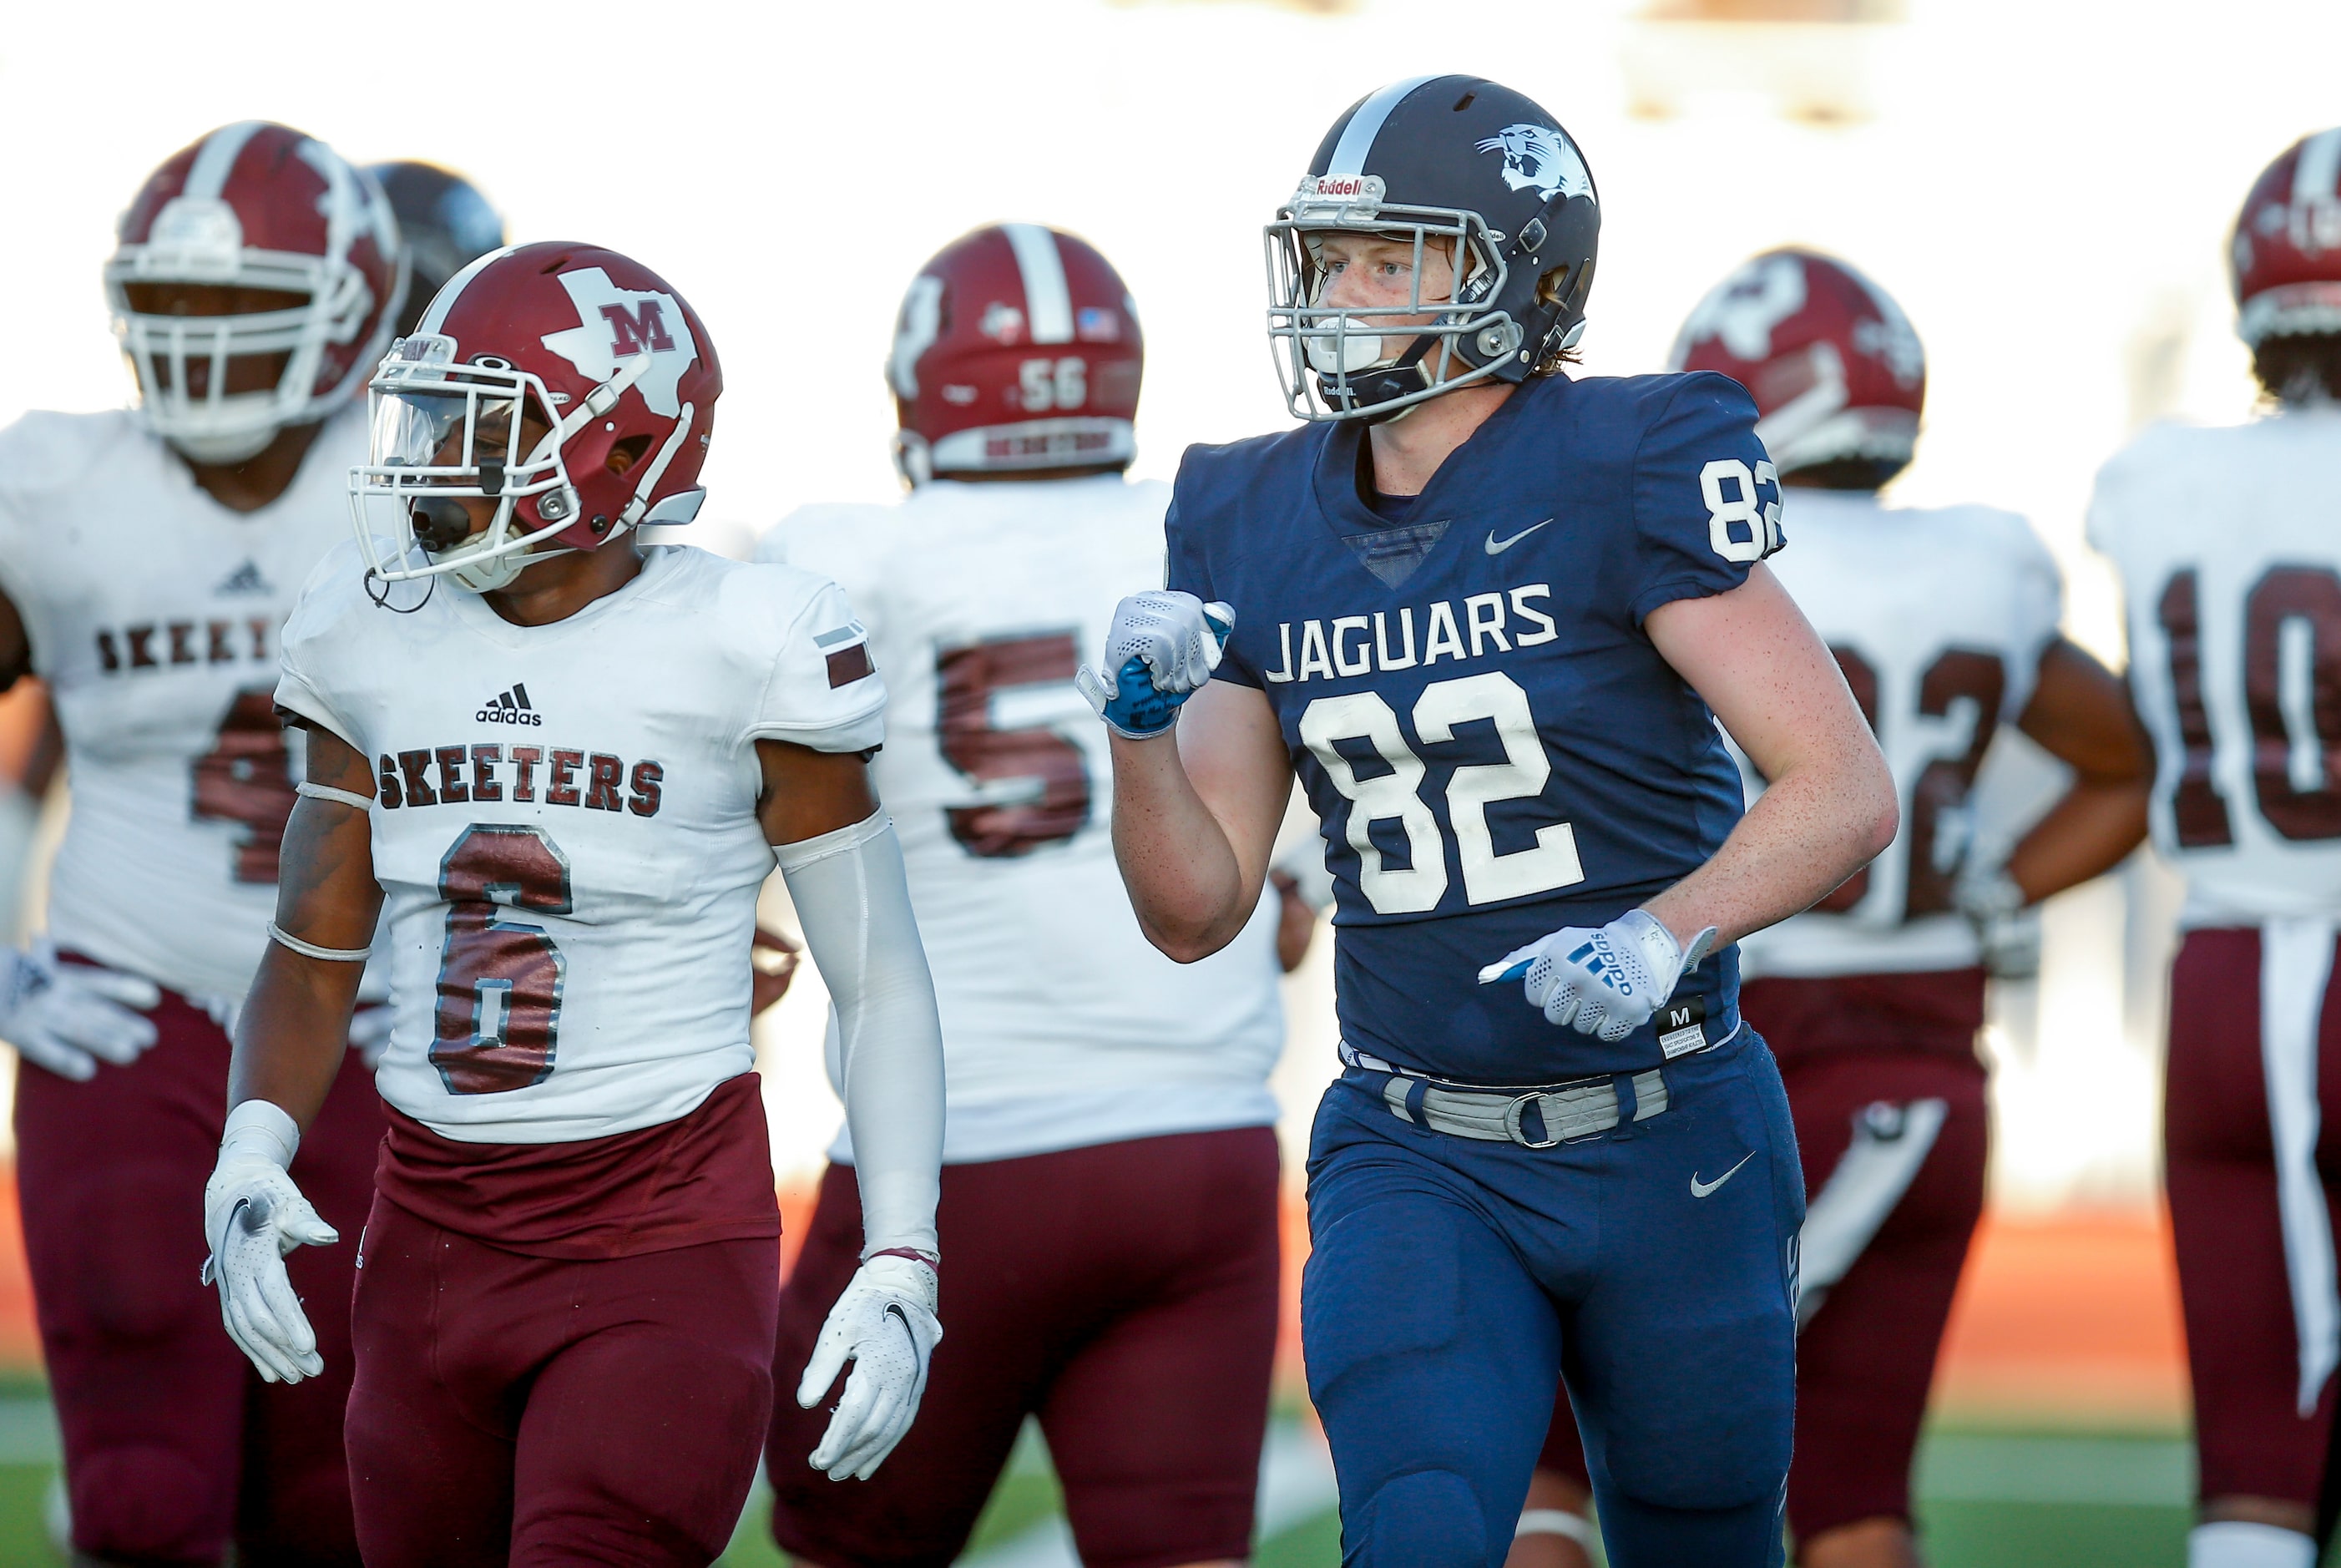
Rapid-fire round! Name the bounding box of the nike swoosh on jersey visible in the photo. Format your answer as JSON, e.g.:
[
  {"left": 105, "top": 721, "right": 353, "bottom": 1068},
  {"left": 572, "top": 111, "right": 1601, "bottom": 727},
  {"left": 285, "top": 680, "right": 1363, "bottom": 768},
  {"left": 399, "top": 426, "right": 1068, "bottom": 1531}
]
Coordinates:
[
  {"left": 1484, "top": 518, "right": 1555, "bottom": 554},
  {"left": 1689, "top": 1150, "right": 1757, "bottom": 1198}
]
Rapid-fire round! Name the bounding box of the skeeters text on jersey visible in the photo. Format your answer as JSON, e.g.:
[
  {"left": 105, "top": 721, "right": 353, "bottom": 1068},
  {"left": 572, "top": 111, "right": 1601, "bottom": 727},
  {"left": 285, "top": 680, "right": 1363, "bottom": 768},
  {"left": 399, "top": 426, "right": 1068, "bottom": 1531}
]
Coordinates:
[
  {"left": 767, "top": 476, "right": 1284, "bottom": 1163},
  {"left": 1737, "top": 490, "right": 2061, "bottom": 978},
  {"left": 0, "top": 407, "right": 367, "bottom": 1003},
  {"left": 274, "top": 543, "right": 884, "bottom": 1144},
  {"left": 1168, "top": 369, "right": 1781, "bottom": 1084},
  {"left": 2091, "top": 411, "right": 2341, "bottom": 924}
]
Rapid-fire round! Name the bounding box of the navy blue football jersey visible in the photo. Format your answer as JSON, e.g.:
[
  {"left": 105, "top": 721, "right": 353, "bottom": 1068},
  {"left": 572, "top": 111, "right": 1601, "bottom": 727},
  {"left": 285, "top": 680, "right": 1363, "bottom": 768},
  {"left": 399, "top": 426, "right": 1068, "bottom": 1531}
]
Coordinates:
[{"left": 1167, "top": 370, "right": 1782, "bottom": 1084}]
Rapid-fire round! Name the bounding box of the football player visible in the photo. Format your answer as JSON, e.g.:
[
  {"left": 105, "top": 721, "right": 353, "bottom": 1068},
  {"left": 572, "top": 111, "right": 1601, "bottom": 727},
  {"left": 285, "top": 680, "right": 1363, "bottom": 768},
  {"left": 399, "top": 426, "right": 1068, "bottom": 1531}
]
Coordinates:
[
  {"left": 1082, "top": 77, "right": 1898, "bottom": 1567},
  {"left": 365, "top": 161, "right": 507, "bottom": 342},
  {"left": 1518, "top": 251, "right": 2153, "bottom": 1568},
  {"left": 2091, "top": 129, "right": 2341, "bottom": 1568},
  {"left": 206, "top": 240, "right": 948, "bottom": 1567},
  {"left": 757, "top": 224, "right": 1311, "bottom": 1568},
  {"left": 0, "top": 121, "right": 403, "bottom": 1566}
]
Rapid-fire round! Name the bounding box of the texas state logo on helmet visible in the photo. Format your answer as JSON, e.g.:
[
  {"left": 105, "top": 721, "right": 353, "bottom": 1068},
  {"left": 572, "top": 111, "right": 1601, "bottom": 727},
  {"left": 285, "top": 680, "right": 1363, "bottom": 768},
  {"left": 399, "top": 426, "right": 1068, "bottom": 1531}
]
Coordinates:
[
  {"left": 1266, "top": 74, "right": 1600, "bottom": 422},
  {"left": 349, "top": 240, "right": 721, "bottom": 594},
  {"left": 106, "top": 121, "right": 405, "bottom": 466},
  {"left": 886, "top": 224, "right": 1141, "bottom": 485},
  {"left": 1671, "top": 248, "right": 1925, "bottom": 485},
  {"left": 2232, "top": 128, "right": 2341, "bottom": 346}
]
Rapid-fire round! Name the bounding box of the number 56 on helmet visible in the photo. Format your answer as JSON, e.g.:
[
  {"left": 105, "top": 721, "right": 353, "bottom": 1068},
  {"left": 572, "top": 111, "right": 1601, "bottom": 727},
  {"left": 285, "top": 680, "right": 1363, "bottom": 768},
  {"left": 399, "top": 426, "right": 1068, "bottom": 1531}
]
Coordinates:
[{"left": 349, "top": 240, "right": 721, "bottom": 593}]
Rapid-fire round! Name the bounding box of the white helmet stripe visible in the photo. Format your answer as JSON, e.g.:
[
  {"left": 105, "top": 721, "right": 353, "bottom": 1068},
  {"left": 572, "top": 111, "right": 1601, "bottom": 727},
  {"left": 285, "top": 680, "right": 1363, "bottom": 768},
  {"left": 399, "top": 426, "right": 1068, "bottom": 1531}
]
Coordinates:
[
  {"left": 183, "top": 121, "right": 267, "bottom": 201},
  {"left": 417, "top": 243, "right": 522, "bottom": 336},
  {"left": 2296, "top": 128, "right": 2341, "bottom": 205},
  {"left": 1003, "top": 225, "right": 1074, "bottom": 346},
  {"left": 1326, "top": 76, "right": 1443, "bottom": 178}
]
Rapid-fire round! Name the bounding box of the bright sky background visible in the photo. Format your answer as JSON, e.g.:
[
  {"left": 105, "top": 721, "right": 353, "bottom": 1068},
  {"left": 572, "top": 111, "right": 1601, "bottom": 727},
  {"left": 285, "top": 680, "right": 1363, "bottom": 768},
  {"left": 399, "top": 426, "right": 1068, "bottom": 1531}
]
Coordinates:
[{"left": 3, "top": 0, "right": 2333, "bottom": 1205}]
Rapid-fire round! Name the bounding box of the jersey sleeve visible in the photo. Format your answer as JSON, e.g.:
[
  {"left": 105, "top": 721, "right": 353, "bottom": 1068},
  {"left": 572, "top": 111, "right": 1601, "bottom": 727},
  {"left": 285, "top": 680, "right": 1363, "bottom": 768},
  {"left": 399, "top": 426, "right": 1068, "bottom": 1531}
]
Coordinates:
[
  {"left": 735, "top": 567, "right": 888, "bottom": 753},
  {"left": 1627, "top": 372, "right": 1783, "bottom": 625},
  {"left": 272, "top": 544, "right": 369, "bottom": 751},
  {"left": 1165, "top": 463, "right": 1262, "bottom": 688}
]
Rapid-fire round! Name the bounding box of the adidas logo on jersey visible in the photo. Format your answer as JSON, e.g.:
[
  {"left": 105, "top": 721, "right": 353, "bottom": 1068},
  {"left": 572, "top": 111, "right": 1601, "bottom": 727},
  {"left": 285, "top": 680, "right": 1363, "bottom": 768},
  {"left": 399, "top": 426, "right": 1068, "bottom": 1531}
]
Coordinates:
[
  {"left": 214, "top": 559, "right": 276, "bottom": 596},
  {"left": 476, "top": 684, "right": 544, "bottom": 726}
]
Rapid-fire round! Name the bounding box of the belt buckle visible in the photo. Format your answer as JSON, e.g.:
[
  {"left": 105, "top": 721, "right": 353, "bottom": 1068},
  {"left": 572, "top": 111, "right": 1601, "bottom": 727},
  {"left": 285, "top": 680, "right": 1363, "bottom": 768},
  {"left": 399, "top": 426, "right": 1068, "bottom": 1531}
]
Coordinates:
[{"left": 1501, "top": 1092, "right": 1562, "bottom": 1150}]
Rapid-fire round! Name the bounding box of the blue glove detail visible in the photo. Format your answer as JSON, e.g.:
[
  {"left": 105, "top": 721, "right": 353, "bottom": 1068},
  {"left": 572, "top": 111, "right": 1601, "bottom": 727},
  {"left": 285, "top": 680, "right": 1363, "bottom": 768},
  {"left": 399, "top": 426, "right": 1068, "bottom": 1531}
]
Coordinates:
[{"left": 1076, "top": 594, "right": 1236, "bottom": 741}]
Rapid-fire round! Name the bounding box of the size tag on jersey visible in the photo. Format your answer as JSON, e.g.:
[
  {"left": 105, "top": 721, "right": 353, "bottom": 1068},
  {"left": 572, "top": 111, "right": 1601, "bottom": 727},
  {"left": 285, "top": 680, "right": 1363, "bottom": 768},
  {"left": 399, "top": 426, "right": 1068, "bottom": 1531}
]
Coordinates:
[{"left": 1657, "top": 995, "right": 1709, "bottom": 1060}]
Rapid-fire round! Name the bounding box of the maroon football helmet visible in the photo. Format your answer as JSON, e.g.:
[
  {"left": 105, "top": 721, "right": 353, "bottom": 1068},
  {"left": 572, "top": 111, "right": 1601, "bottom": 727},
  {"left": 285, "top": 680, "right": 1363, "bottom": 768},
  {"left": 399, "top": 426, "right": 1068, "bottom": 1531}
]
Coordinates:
[
  {"left": 1670, "top": 248, "right": 1925, "bottom": 483},
  {"left": 887, "top": 225, "right": 1142, "bottom": 484},
  {"left": 2234, "top": 129, "right": 2341, "bottom": 346},
  {"left": 351, "top": 240, "right": 721, "bottom": 593},
  {"left": 106, "top": 121, "right": 405, "bottom": 464}
]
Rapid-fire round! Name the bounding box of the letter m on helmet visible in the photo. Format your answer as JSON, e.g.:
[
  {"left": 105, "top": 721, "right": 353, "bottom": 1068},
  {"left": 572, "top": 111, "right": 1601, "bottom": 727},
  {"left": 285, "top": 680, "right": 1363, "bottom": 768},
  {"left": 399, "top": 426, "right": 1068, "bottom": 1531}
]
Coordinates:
[{"left": 600, "top": 301, "right": 675, "bottom": 356}]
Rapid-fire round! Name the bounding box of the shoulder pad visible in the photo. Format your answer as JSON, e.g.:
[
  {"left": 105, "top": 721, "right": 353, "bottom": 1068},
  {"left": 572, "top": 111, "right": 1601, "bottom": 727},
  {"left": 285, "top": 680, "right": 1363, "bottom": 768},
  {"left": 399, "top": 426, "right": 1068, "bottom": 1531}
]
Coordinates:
[{"left": 0, "top": 409, "right": 142, "bottom": 500}]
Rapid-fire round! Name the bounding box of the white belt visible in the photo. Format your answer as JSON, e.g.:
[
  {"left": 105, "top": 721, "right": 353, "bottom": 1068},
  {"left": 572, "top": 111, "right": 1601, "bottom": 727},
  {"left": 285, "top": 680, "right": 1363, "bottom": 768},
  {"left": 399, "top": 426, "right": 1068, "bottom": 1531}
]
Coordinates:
[{"left": 1340, "top": 1042, "right": 1671, "bottom": 1149}]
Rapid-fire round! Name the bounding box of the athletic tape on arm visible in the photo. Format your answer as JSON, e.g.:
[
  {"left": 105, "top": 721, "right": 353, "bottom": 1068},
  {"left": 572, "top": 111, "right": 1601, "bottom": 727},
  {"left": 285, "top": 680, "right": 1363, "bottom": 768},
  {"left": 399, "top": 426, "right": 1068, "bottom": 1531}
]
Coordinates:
[{"left": 778, "top": 811, "right": 944, "bottom": 1257}]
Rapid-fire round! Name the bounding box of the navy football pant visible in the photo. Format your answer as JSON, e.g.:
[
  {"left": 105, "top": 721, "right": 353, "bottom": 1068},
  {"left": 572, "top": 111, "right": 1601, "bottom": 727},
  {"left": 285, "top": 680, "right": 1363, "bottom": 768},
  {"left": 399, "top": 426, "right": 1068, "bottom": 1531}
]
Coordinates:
[{"left": 1302, "top": 1033, "right": 1802, "bottom": 1568}]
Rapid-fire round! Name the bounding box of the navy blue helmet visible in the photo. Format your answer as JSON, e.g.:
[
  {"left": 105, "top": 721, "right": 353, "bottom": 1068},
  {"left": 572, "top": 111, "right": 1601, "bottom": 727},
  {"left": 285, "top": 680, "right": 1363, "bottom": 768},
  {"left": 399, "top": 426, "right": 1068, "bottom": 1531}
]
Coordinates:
[
  {"left": 1267, "top": 76, "right": 1600, "bottom": 422},
  {"left": 367, "top": 161, "right": 507, "bottom": 341}
]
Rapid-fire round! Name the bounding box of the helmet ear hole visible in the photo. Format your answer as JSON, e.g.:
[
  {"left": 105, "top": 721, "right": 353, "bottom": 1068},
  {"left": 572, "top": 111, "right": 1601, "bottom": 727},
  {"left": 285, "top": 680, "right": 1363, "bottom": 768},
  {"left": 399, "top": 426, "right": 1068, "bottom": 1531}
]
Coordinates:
[{"left": 606, "top": 434, "right": 654, "bottom": 477}]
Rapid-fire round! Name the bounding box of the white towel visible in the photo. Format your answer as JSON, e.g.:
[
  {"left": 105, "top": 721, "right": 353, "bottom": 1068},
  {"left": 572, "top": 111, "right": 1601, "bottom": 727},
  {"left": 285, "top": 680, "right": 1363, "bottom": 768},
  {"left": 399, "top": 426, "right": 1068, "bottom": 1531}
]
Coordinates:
[{"left": 2258, "top": 917, "right": 2339, "bottom": 1416}]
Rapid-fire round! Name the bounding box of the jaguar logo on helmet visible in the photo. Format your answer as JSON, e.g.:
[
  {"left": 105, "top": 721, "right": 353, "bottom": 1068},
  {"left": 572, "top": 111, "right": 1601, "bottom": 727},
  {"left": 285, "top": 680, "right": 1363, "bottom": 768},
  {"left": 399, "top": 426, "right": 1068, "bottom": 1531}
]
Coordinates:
[
  {"left": 1474, "top": 124, "right": 1591, "bottom": 203},
  {"left": 539, "top": 268, "right": 696, "bottom": 417}
]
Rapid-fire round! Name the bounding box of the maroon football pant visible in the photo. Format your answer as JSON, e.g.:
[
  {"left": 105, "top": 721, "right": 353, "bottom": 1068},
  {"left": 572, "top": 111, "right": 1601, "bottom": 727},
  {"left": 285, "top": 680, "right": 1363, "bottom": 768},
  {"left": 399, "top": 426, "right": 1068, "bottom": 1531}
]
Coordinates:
[
  {"left": 13, "top": 979, "right": 382, "bottom": 1566},
  {"left": 343, "top": 1192, "right": 779, "bottom": 1568},
  {"left": 1537, "top": 974, "right": 1989, "bottom": 1547},
  {"left": 767, "top": 1127, "right": 1282, "bottom": 1568},
  {"left": 2166, "top": 927, "right": 2341, "bottom": 1511}
]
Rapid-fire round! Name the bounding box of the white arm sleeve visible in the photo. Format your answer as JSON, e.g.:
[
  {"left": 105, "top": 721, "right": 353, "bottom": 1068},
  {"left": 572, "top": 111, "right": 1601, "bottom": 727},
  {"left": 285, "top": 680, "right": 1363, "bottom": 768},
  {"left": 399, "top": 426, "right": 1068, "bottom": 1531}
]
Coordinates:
[{"left": 777, "top": 810, "right": 943, "bottom": 1257}]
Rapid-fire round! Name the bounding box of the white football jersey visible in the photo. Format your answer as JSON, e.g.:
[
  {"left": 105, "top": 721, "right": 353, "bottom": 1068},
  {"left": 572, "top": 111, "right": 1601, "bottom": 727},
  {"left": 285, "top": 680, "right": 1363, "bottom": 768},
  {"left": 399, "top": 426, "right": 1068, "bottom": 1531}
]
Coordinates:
[
  {"left": 766, "top": 476, "right": 1285, "bottom": 1164},
  {"left": 276, "top": 543, "right": 884, "bottom": 1144},
  {"left": 2091, "top": 412, "right": 2341, "bottom": 925},
  {"left": 0, "top": 407, "right": 366, "bottom": 1002},
  {"left": 1738, "top": 489, "right": 2062, "bottom": 978}
]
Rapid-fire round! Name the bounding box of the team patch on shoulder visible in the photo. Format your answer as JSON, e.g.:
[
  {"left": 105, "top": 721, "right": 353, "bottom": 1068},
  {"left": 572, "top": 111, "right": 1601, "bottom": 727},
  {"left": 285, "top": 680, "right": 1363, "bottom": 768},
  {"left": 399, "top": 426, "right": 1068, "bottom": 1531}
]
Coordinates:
[
  {"left": 826, "top": 643, "right": 875, "bottom": 688},
  {"left": 815, "top": 620, "right": 874, "bottom": 687}
]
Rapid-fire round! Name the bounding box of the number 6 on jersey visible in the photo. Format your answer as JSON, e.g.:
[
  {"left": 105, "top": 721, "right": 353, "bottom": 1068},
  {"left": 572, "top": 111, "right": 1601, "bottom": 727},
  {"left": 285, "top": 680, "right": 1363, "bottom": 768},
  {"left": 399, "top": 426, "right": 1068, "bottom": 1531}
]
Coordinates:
[{"left": 432, "top": 825, "right": 574, "bottom": 1095}]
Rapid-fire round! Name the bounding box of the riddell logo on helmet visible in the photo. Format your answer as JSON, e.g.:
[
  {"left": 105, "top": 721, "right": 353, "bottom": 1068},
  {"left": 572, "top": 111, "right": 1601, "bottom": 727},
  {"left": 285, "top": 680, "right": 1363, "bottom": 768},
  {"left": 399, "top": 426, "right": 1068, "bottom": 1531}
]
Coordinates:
[{"left": 1298, "top": 175, "right": 1379, "bottom": 202}]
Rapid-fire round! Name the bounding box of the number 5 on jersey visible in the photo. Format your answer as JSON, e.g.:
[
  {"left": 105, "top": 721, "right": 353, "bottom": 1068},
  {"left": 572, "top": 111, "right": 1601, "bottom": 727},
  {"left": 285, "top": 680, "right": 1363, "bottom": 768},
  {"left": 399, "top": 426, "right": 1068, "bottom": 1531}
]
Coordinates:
[{"left": 432, "top": 825, "right": 573, "bottom": 1095}]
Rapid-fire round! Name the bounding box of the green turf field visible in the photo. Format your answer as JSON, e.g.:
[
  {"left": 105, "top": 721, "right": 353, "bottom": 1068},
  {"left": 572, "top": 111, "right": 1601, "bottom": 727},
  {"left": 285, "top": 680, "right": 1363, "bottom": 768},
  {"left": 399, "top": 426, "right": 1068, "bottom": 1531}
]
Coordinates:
[
  {"left": 714, "top": 1421, "right": 2208, "bottom": 1568},
  {"left": 0, "top": 1397, "right": 2216, "bottom": 1565}
]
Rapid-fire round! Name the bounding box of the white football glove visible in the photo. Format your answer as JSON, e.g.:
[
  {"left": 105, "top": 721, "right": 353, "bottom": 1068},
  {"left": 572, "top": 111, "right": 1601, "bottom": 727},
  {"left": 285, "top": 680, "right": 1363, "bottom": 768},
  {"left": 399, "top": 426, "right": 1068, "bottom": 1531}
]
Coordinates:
[
  {"left": 0, "top": 939, "right": 161, "bottom": 1081},
  {"left": 1952, "top": 864, "right": 2040, "bottom": 979},
  {"left": 1074, "top": 591, "right": 1236, "bottom": 740},
  {"left": 201, "top": 1101, "right": 337, "bottom": 1384},
  {"left": 795, "top": 1253, "right": 942, "bottom": 1481},
  {"left": 1479, "top": 909, "right": 1717, "bottom": 1042}
]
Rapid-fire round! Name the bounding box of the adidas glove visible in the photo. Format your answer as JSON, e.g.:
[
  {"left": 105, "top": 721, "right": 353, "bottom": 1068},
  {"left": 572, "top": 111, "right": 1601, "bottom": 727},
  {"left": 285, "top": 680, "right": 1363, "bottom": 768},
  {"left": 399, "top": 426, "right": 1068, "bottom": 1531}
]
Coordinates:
[
  {"left": 201, "top": 1101, "right": 338, "bottom": 1384},
  {"left": 1479, "top": 909, "right": 1717, "bottom": 1042},
  {"left": 796, "top": 1252, "right": 943, "bottom": 1481},
  {"left": 1074, "top": 591, "right": 1236, "bottom": 740}
]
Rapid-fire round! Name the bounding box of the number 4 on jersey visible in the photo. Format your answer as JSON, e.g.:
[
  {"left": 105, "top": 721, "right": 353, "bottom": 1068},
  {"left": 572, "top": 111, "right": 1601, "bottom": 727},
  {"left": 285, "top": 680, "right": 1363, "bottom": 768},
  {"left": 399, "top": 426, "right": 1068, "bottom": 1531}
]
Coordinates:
[{"left": 191, "top": 688, "right": 299, "bottom": 883}]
